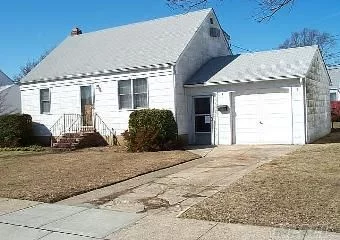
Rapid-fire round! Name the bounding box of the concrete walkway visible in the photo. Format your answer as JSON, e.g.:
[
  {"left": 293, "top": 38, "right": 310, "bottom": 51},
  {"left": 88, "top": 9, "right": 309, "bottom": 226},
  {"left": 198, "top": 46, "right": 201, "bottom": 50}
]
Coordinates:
[{"left": 1, "top": 145, "right": 339, "bottom": 239}]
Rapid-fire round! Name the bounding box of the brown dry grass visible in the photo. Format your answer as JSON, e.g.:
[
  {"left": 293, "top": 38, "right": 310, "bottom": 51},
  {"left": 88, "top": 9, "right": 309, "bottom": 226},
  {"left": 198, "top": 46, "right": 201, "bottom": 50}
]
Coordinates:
[
  {"left": 0, "top": 147, "right": 198, "bottom": 203},
  {"left": 182, "top": 138, "right": 340, "bottom": 232}
]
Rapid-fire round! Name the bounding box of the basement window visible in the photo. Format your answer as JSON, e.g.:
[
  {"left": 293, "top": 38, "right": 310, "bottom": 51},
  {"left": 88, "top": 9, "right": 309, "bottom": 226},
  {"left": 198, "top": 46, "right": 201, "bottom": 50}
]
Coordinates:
[
  {"left": 118, "top": 78, "right": 148, "bottom": 109},
  {"left": 40, "top": 88, "right": 51, "bottom": 114}
]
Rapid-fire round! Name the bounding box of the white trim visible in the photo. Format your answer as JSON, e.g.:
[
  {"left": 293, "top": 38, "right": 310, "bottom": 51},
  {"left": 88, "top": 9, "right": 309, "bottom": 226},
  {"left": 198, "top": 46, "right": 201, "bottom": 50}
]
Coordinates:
[
  {"left": 302, "top": 77, "right": 308, "bottom": 144},
  {"left": 20, "top": 68, "right": 172, "bottom": 91},
  {"left": 21, "top": 63, "right": 174, "bottom": 85},
  {"left": 192, "top": 95, "right": 213, "bottom": 145},
  {"left": 184, "top": 76, "right": 305, "bottom": 88},
  {"left": 40, "top": 88, "right": 51, "bottom": 114},
  {"left": 118, "top": 78, "right": 148, "bottom": 110}
]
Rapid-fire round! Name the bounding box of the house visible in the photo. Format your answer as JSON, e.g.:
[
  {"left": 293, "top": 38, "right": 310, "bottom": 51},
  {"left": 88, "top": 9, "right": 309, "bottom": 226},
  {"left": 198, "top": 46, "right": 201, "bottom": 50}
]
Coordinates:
[
  {"left": 20, "top": 8, "right": 331, "bottom": 146},
  {"left": 328, "top": 65, "right": 340, "bottom": 101},
  {"left": 0, "top": 70, "right": 21, "bottom": 115}
]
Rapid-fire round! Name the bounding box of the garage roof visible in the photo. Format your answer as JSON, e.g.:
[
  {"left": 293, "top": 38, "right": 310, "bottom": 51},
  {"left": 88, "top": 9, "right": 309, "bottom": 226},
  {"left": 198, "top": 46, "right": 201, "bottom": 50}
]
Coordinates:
[{"left": 185, "top": 45, "right": 319, "bottom": 86}]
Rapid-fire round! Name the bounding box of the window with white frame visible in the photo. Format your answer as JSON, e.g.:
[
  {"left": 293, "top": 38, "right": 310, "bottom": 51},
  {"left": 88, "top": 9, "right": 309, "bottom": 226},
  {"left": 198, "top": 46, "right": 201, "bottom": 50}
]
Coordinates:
[
  {"left": 118, "top": 78, "right": 147, "bottom": 109},
  {"left": 40, "top": 89, "right": 51, "bottom": 114}
]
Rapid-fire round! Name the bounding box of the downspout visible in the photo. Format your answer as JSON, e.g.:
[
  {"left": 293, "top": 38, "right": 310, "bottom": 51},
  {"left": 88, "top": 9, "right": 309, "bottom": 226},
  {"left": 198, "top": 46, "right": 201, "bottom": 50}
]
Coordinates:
[
  {"left": 172, "top": 65, "right": 178, "bottom": 126},
  {"left": 302, "top": 77, "right": 308, "bottom": 144},
  {"left": 290, "top": 86, "right": 294, "bottom": 145}
]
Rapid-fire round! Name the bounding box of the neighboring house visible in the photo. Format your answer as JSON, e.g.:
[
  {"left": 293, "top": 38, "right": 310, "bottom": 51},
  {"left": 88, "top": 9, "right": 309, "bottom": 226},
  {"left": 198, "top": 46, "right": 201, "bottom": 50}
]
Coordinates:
[
  {"left": 328, "top": 65, "right": 340, "bottom": 101},
  {"left": 20, "top": 8, "right": 331, "bottom": 145},
  {"left": 0, "top": 70, "right": 21, "bottom": 115}
]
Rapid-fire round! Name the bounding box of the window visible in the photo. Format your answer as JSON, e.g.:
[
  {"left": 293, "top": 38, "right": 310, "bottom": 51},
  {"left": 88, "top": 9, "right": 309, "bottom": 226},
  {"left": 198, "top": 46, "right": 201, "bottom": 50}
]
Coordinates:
[
  {"left": 40, "top": 89, "right": 50, "bottom": 114},
  {"left": 118, "top": 78, "right": 147, "bottom": 109},
  {"left": 330, "top": 92, "right": 337, "bottom": 101},
  {"left": 209, "top": 17, "right": 214, "bottom": 24},
  {"left": 210, "top": 27, "right": 220, "bottom": 37}
]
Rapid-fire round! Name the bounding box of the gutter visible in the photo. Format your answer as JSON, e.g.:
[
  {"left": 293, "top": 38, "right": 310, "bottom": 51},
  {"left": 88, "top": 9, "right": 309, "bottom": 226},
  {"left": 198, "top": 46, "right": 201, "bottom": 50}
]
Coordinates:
[{"left": 20, "top": 62, "right": 175, "bottom": 85}]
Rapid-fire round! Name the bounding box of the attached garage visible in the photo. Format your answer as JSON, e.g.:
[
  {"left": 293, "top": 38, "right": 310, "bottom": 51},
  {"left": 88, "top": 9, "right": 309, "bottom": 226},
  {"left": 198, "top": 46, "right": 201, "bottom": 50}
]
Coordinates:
[
  {"left": 185, "top": 45, "right": 331, "bottom": 145},
  {"left": 233, "top": 88, "right": 292, "bottom": 144}
]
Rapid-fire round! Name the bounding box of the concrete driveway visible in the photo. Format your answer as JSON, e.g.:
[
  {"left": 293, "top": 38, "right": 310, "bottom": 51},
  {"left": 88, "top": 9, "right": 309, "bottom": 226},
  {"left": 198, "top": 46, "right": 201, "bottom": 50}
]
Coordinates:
[
  {"left": 86, "top": 145, "right": 299, "bottom": 216},
  {"left": 1, "top": 145, "right": 338, "bottom": 239}
]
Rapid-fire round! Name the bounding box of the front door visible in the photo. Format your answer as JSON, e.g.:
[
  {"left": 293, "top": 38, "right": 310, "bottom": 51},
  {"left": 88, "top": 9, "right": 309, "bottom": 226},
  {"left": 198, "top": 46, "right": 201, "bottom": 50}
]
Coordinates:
[
  {"left": 194, "top": 97, "right": 212, "bottom": 145},
  {"left": 80, "top": 86, "right": 93, "bottom": 126}
]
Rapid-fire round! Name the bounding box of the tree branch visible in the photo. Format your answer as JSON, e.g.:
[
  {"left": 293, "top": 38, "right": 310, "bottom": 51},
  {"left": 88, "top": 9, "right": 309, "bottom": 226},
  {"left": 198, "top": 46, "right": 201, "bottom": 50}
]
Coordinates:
[
  {"left": 166, "top": 0, "right": 295, "bottom": 22},
  {"left": 255, "top": 0, "right": 295, "bottom": 22},
  {"left": 166, "top": 0, "right": 208, "bottom": 10}
]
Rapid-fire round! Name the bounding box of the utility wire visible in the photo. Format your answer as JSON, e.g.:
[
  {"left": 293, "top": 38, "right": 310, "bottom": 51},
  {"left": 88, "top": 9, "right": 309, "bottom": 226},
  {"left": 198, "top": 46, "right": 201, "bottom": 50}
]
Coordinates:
[{"left": 230, "top": 44, "right": 253, "bottom": 53}]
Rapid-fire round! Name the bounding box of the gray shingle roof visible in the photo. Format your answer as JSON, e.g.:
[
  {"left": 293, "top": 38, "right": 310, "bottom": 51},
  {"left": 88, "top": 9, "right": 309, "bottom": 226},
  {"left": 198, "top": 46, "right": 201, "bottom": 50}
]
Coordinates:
[
  {"left": 21, "top": 9, "right": 212, "bottom": 83},
  {"left": 0, "top": 70, "right": 13, "bottom": 87},
  {"left": 328, "top": 66, "right": 340, "bottom": 89},
  {"left": 186, "top": 45, "right": 319, "bottom": 85}
]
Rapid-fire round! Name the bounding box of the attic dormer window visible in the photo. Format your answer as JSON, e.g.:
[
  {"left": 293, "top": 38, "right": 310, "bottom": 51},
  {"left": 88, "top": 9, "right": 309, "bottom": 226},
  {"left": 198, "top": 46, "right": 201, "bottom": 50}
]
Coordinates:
[{"left": 209, "top": 18, "right": 214, "bottom": 24}]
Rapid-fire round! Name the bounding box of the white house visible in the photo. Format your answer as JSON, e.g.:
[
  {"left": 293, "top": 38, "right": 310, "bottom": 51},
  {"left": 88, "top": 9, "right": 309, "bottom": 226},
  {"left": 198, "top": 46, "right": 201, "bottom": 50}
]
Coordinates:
[
  {"left": 20, "top": 8, "right": 331, "bottom": 145},
  {"left": 328, "top": 65, "right": 340, "bottom": 101},
  {"left": 0, "top": 70, "right": 21, "bottom": 115}
]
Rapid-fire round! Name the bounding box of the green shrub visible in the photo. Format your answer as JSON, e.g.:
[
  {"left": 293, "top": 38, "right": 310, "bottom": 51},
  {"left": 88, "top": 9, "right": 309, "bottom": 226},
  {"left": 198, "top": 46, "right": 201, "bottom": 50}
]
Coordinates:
[
  {"left": 0, "top": 114, "right": 33, "bottom": 147},
  {"left": 123, "top": 109, "right": 179, "bottom": 152}
]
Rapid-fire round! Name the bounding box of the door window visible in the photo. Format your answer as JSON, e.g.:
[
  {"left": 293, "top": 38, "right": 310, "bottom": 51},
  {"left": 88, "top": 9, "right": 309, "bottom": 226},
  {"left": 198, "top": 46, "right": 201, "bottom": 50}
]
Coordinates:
[
  {"left": 194, "top": 98, "right": 211, "bottom": 133},
  {"left": 80, "top": 86, "right": 93, "bottom": 126}
]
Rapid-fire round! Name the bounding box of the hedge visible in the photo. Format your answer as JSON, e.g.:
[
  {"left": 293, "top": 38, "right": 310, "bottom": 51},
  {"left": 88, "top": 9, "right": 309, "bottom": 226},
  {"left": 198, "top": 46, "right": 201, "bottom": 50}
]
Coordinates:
[
  {"left": 123, "top": 109, "right": 178, "bottom": 152},
  {"left": 0, "top": 114, "right": 33, "bottom": 147}
]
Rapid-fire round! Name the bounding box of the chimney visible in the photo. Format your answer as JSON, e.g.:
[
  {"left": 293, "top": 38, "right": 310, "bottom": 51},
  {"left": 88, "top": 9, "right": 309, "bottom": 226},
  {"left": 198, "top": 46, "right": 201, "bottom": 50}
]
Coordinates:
[{"left": 71, "top": 27, "right": 82, "bottom": 36}]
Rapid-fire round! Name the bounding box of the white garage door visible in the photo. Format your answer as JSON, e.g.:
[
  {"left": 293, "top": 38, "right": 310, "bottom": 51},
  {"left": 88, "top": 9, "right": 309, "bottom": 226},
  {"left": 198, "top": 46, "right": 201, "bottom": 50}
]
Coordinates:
[{"left": 233, "top": 88, "right": 292, "bottom": 144}]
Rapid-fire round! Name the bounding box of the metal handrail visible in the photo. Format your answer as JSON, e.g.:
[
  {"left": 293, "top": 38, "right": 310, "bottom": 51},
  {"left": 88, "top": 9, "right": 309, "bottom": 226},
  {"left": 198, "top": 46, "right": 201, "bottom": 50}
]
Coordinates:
[
  {"left": 49, "top": 115, "right": 63, "bottom": 136},
  {"left": 49, "top": 113, "right": 118, "bottom": 146},
  {"left": 94, "top": 113, "right": 118, "bottom": 145},
  {"left": 49, "top": 114, "right": 81, "bottom": 146},
  {"left": 67, "top": 114, "right": 82, "bottom": 133}
]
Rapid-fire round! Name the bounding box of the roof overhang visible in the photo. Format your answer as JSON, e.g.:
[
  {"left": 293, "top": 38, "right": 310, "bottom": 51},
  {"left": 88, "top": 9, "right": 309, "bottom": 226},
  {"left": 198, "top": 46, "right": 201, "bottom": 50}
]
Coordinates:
[
  {"left": 21, "top": 62, "right": 175, "bottom": 85},
  {"left": 184, "top": 74, "right": 305, "bottom": 88}
]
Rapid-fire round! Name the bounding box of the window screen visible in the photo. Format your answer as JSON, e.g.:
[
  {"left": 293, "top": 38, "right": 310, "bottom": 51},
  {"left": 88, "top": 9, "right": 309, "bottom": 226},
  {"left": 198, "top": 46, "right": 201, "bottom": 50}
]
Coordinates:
[
  {"left": 133, "top": 78, "right": 147, "bottom": 108},
  {"left": 118, "top": 78, "right": 147, "bottom": 109},
  {"left": 118, "top": 80, "right": 132, "bottom": 109}
]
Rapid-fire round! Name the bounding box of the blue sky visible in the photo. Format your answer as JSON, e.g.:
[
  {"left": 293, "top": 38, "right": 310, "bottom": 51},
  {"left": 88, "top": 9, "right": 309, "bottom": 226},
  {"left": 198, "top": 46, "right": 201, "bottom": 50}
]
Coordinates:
[{"left": 1, "top": 0, "right": 340, "bottom": 78}]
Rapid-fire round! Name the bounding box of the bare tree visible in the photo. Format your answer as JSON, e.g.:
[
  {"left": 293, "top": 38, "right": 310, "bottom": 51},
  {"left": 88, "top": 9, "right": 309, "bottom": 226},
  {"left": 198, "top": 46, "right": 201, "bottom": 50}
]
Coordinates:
[
  {"left": 13, "top": 50, "right": 51, "bottom": 83},
  {"left": 166, "top": 0, "right": 295, "bottom": 22},
  {"left": 279, "top": 28, "right": 337, "bottom": 59}
]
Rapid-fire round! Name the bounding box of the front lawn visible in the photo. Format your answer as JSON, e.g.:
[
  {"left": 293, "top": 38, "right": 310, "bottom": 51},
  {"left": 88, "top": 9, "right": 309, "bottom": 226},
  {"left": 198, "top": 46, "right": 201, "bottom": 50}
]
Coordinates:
[
  {"left": 182, "top": 137, "right": 340, "bottom": 232},
  {"left": 0, "top": 147, "right": 198, "bottom": 203}
]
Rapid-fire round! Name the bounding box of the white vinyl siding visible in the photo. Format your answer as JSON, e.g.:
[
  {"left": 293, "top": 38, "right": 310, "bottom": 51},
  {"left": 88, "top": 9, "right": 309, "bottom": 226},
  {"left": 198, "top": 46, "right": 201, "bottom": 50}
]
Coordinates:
[
  {"left": 118, "top": 78, "right": 147, "bottom": 109},
  {"left": 21, "top": 67, "right": 174, "bottom": 137},
  {"left": 40, "top": 89, "right": 50, "bottom": 114}
]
